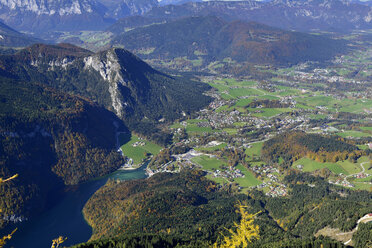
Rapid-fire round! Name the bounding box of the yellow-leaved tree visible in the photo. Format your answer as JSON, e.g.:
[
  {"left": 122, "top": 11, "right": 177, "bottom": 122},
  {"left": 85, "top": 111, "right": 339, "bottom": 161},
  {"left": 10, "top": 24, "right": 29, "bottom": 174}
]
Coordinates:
[
  {"left": 51, "top": 236, "right": 67, "bottom": 248},
  {"left": 213, "top": 204, "right": 260, "bottom": 248},
  {"left": 0, "top": 174, "right": 18, "bottom": 248}
]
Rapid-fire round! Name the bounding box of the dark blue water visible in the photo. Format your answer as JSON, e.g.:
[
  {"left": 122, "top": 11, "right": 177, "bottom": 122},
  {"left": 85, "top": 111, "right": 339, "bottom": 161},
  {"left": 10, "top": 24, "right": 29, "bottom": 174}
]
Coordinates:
[{"left": 5, "top": 166, "right": 147, "bottom": 248}]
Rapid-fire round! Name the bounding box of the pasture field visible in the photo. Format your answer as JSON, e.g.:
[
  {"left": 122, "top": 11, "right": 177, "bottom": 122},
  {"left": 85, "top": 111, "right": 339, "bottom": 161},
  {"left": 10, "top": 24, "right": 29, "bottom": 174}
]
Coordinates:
[
  {"left": 229, "top": 88, "right": 264, "bottom": 98},
  {"left": 245, "top": 142, "right": 264, "bottom": 159},
  {"left": 293, "top": 157, "right": 349, "bottom": 175},
  {"left": 191, "top": 155, "right": 225, "bottom": 170},
  {"left": 195, "top": 143, "right": 227, "bottom": 152},
  {"left": 293, "top": 157, "right": 370, "bottom": 175},
  {"left": 186, "top": 124, "right": 214, "bottom": 134},
  {"left": 336, "top": 131, "right": 371, "bottom": 138},
  {"left": 233, "top": 164, "right": 262, "bottom": 187},
  {"left": 120, "top": 134, "right": 162, "bottom": 164},
  {"left": 360, "top": 126, "right": 372, "bottom": 132},
  {"left": 206, "top": 174, "right": 228, "bottom": 184},
  {"left": 248, "top": 107, "right": 292, "bottom": 118}
]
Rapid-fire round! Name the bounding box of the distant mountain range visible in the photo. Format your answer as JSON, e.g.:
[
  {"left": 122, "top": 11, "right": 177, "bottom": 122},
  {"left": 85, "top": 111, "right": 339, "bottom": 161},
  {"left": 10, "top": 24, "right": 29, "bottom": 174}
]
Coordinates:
[
  {"left": 111, "top": 16, "right": 348, "bottom": 66},
  {"left": 0, "top": 0, "right": 371, "bottom": 36},
  {"left": 144, "top": 0, "right": 372, "bottom": 32},
  {"left": 0, "top": 0, "right": 158, "bottom": 34},
  {"left": 351, "top": 0, "right": 372, "bottom": 6}
]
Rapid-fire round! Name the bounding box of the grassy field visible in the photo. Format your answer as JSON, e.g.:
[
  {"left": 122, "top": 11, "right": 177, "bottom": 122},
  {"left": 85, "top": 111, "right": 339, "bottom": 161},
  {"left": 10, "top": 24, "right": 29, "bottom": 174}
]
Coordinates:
[
  {"left": 120, "top": 133, "right": 162, "bottom": 164},
  {"left": 206, "top": 174, "right": 229, "bottom": 184},
  {"left": 358, "top": 144, "right": 369, "bottom": 150},
  {"left": 186, "top": 124, "right": 214, "bottom": 134},
  {"left": 336, "top": 130, "right": 371, "bottom": 138},
  {"left": 248, "top": 108, "right": 292, "bottom": 118},
  {"left": 229, "top": 88, "right": 264, "bottom": 98},
  {"left": 352, "top": 182, "right": 372, "bottom": 191},
  {"left": 353, "top": 175, "right": 372, "bottom": 183},
  {"left": 293, "top": 157, "right": 369, "bottom": 175},
  {"left": 337, "top": 159, "right": 363, "bottom": 175},
  {"left": 223, "top": 128, "right": 238, "bottom": 134},
  {"left": 233, "top": 164, "right": 262, "bottom": 187},
  {"left": 195, "top": 143, "right": 227, "bottom": 152},
  {"left": 191, "top": 155, "right": 225, "bottom": 170},
  {"left": 235, "top": 98, "right": 254, "bottom": 107},
  {"left": 170, "top": 123, "right": 183, "bottom": 129},
  {"left": 293, "top": 157, "right": 349, "bottom": 175},
  {"left": 360, "top": 126, "right": 372, "bottom": 132},
  {"left": 245, "top": 142, "right": 263, "bottom": 159}
]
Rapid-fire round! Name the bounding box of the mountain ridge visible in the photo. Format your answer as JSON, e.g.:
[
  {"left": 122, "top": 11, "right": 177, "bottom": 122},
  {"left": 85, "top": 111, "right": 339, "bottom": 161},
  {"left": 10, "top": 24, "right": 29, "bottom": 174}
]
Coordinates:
[
  {"left": 111, "top": 16, "right": 348, "bottom": 66},
  {"left": 0, "top": 43, "right": 211, "bottom": 143},
  {"left": 144, "top": 0, "right": 372, "bottom": 32}
]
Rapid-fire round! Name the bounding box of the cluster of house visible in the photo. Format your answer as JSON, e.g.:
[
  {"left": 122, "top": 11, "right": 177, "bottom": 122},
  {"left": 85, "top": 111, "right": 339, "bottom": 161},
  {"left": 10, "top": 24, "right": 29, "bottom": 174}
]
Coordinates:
[
  {"left": 353, "top": 173, "right": 370, "bottom": 179},
  {"left": 210, "top": 168, "right": 244, "bottom": 180},
  {"left": 329, "top": 179, "right": 354, "bottom": 188},
  {"left": 265, "top": 184, "right": 288, "bottom": 197},
  {"left": 251, "top": 164, "right": 280, "bottom": 178},
  {"left": 147, "top": 161, "right": 181, "bottom": 177},
  {"left": 287, "top": 68, "right": 364, "bottom": 85},
  {"left": 209, "top": 99, "right": 229, "bottom": 109},
  {"left": 132, "top": 141, "right": 145, "bottom": 147}
]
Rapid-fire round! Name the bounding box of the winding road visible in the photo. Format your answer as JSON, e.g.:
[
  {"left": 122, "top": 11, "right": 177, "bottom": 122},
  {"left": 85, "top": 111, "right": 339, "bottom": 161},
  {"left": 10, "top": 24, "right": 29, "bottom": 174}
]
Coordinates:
[{"left": 343, "top": 161, "right": 371, "bottom": 187}]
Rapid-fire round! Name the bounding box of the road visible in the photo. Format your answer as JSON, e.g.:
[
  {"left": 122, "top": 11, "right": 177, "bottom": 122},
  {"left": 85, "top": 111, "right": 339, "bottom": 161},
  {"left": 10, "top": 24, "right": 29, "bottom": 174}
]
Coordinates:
[
  {"left": 343, "top": 214, "right": 372, "bottom": 245},
  {"left": 345, "top": 162, "right": 368, "bottom": 179}
]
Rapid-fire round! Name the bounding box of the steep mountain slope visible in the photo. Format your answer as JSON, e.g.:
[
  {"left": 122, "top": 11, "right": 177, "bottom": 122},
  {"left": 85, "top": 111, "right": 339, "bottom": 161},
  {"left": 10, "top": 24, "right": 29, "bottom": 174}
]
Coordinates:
[
  {"left": 0, "top": 0, "right": 114, "bottom": 34},
  {"left": 0, "top": 42, "right": 211, "bottom": 228},
  {"left": 158, "top": 0, "right": 201, "bottom": 6},
  {"left": 144, "top": 0, "right": 372, "bottom": 32},
  {"left": 111, "top": 16, "right": 347, "bottom": 65},
  {"left": 0, "top": 77, "right": 125, "bottom": 227},
  {"left": 98, "top": 0, "right": 158, "bottom": 19},
  {"left": 0, "top": 0, "right": 159, "bottom": 35},
  {"left": 0, "top": 21, "right": 40, "bottom": 47},
  {"left": 0, "top": 43, "right": 211, "bottom": 142}
]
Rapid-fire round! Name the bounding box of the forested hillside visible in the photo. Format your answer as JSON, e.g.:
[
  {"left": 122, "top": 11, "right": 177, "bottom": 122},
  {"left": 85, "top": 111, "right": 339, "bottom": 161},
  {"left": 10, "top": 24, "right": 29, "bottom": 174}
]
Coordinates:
[
  {"left": 78, "top": 171, "right": 371, "bottom": 247},
  {"left": 262, "top": 131, "right": 364, "bottom": 167},
  {"left": 0, "top": 43, "right": 211, "bottom": 145},
  {"left": 0, "top": 78, "right": 125, "bottom": 227},
  {"left": 111, "top": 16, "right": 347, "bottom": 66}
]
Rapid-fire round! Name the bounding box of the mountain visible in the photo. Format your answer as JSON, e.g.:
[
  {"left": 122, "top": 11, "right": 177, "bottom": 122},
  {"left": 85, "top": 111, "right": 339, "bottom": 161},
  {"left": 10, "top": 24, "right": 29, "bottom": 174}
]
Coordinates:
[
  {"left": 351, "top": 0, "right": 372, "bottom": 6},
  {"left": 0, "top": 0, "right": 112, "bottom": 34},
  {"left": 0, "top": 42, "right": 211, "bottom": 227},
  {"left": 0, "top": 0, "right": 158, "bottom": 35},
  {"left": 0, "top": 77, "right": 126, "bottom": 227},
  {"left": 158, "top": 0, "right": 201, "bottom": 6},
  {"left": 0, "top": 21, "right": 40, "bottom": 47},
  {"left": 143, "top": 0, "right": 372, "bottom": 32},
  {"left": 111, "top": 16, "right": 348, "bottom": 66},
  {"left": 0, "top": 43, "right": 211, "bottom": 142},
  {"left": 98, "top": 0, "right": 158, "bottom": 19}
]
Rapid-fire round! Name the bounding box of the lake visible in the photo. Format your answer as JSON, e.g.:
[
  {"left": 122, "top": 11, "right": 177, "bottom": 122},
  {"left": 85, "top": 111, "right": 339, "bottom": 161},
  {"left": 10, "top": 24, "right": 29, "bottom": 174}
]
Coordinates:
[{"left": 5, "top": 166, "right": 147, "bottom": 248}]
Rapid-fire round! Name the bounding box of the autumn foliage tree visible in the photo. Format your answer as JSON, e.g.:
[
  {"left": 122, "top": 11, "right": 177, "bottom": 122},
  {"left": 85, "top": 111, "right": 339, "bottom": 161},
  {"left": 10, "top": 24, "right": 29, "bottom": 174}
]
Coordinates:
[
  {"left": 213, "top": 204, "right": 260, "bottom": 248},
  {"left": 0, "top": 174, "right": 18, "bottom": 248}
]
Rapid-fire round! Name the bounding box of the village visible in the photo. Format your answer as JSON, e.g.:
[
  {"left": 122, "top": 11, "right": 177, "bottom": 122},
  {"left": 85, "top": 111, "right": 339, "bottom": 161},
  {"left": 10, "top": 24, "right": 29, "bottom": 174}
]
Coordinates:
[{"left": 118, "top": 51, "right": 372, "bottom": 196}]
